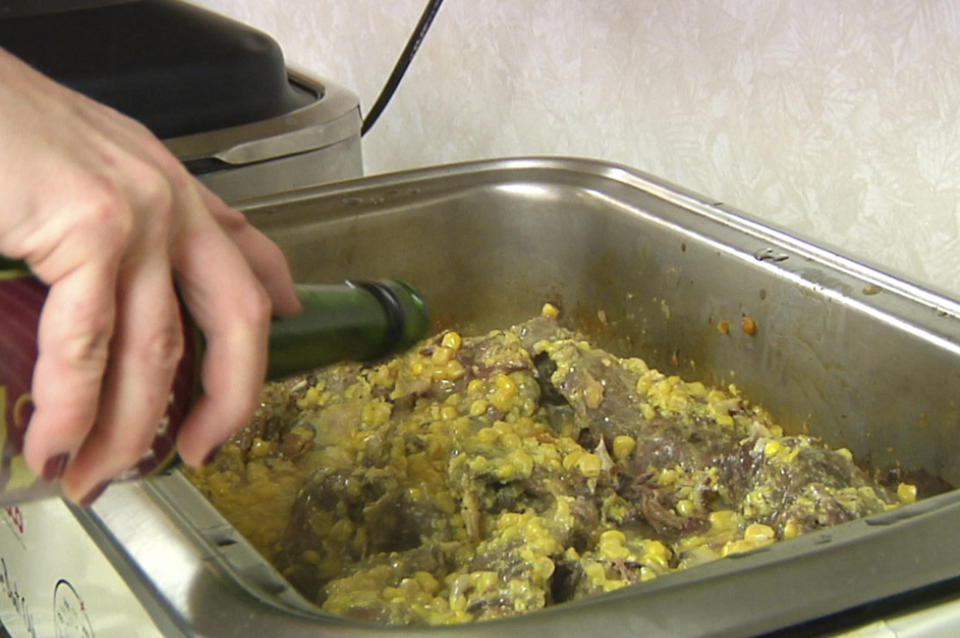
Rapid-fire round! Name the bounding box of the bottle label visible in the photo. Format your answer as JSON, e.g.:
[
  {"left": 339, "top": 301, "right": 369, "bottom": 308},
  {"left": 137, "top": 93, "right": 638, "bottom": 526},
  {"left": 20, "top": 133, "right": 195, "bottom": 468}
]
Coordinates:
[{"left": 0, "top": 270, "right": 198, "bottom": 500}]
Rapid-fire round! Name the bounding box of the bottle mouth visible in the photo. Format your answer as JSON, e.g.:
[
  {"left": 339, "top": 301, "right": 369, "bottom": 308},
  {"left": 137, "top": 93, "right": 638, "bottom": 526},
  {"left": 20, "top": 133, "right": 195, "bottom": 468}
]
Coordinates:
[
  {"left": 346, "top": 279, "right": 430, "bottom": 355},
  {"left": 387, "top": 279, "right": 431, "bottom": 347}
]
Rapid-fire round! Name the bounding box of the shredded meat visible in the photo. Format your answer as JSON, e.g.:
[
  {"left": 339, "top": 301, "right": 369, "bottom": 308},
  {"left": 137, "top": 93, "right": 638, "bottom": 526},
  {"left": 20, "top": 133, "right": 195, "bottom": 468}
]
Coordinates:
[{"left": 186, "top": 312, "right": 930, "bottom": 625}]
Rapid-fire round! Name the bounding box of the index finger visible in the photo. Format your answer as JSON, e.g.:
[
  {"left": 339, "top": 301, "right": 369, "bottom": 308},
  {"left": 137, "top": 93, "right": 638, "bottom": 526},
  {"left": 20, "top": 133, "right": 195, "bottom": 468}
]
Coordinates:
[
  {"left": 22, "top": 259, "right": 116, "bottom": 476},
  {"left": 170, "top": 218, "right": 272, "bottom": 467},
  {"left": 197, "top": 186, "right": 301, "bottom": 317}
]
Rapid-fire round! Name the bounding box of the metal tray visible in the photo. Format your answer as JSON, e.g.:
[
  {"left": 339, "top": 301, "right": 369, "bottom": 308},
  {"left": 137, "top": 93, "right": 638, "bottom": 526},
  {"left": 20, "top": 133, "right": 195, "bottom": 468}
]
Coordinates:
[{"left": 81, "top": 158, "right": 960, "bottom": 637}]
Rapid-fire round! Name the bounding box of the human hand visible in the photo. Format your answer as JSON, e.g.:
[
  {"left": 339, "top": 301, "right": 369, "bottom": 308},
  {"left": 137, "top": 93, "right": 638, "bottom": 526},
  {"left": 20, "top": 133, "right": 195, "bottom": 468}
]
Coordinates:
[{"left": 0, "top": 48, "right": 301, "bottom": 506}]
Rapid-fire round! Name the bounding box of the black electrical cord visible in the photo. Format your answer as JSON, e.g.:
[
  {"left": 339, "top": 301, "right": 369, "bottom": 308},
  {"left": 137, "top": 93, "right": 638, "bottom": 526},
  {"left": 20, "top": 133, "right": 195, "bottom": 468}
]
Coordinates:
[{"left": 361, "top": 0, "right": 445, "bottom": 136}]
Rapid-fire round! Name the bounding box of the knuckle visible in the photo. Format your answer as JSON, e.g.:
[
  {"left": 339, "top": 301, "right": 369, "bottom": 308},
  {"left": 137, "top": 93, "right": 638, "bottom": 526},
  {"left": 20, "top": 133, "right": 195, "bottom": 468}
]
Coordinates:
[
  {"left": 160, "top": 153, "right": 191, "bottom": 186},
  {"left": 238, "top": 284, "right": 273, "bottom": 329},
  {"left": 139, "top": 321, "right": 185, "bottom": 372},
  {"left": 215, "top": 202, "right": 248, "bottom": 230},
  {"left": 80, "top": 186, "right": 136, "bottom": 248},
  {"left": 137, "top": 172, "right": 175, "bottom": 224},
  {"left": 142, "top": 143, "right": 191, "bottom": 193},
  {"left": 56, "top": 318, "right": 112, "bottom": 372}
]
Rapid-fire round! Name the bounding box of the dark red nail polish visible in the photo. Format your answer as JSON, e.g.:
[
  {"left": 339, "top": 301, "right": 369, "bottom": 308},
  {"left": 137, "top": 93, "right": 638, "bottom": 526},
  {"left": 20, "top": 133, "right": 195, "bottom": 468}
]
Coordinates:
[
  {"left": 202, "top": 445, "right": 221, "bottom": 466},
  {"left": 79, "top": 481, "right": 110, "bottom": 508},
  {"left": 41, "top": 452, "right": 69, "bottom": 482}
]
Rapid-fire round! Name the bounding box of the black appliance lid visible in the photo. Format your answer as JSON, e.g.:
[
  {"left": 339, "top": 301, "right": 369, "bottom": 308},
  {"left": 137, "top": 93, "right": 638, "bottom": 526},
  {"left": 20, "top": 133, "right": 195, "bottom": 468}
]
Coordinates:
[{"left": 0, "top": 0, "right": 314, "bottom": 138}]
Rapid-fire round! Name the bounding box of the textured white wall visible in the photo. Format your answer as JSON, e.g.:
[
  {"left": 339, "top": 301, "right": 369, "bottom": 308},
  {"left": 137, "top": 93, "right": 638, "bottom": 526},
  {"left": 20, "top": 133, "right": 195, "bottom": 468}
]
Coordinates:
[{"left": 193, "top": 0, "right": 960, "bottom": 298}]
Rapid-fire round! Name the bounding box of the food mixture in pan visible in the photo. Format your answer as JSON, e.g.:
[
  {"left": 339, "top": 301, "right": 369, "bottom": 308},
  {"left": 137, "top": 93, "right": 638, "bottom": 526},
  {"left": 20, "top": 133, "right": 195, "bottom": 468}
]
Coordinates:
[{"left": 187, "top": 306, "right": 919, "bottom": 625}]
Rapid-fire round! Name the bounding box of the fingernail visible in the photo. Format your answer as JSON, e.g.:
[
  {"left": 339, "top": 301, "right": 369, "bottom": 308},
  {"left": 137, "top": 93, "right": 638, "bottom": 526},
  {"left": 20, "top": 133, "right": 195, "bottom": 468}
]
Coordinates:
[
  {"left": 79, "top": 481, "right": 111, "bottom": 508},
  {"left": 202, "top": 445, "right": 221, "bottom": 467},
  {"left": 42, "top": 452, "right": 69, "bottom": 482}
]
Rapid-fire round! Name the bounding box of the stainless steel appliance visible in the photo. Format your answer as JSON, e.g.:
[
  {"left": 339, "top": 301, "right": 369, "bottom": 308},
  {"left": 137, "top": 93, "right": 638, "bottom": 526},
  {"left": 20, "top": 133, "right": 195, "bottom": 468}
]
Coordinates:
[
  {"left": 165, "top": 69, "right": 363, "bottom": 205},
  {"left": 4, "top": 158, "right": 958, "bottom": 637}
]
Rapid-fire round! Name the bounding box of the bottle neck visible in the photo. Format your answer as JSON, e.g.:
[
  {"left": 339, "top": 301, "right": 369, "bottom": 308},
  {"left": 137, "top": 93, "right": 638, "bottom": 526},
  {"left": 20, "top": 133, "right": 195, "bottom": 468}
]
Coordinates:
[{"left": 266, "top": 280, "right": 429, "bottom": 380}]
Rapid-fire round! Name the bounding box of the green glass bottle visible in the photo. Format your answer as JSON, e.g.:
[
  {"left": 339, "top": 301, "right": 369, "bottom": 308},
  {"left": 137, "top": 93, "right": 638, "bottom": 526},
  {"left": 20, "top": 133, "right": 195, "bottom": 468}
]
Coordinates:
[{"left": 0, "top": 257, "right": 429, "bottom": 504}]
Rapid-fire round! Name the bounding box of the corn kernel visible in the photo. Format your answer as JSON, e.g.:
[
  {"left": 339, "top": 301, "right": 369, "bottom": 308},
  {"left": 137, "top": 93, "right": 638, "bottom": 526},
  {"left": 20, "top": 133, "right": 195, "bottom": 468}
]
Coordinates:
[
  {"left": 444, "top": 360, "right": 466, "bottom": 380},
  {"left": 636, "top": 375, "right": 653, "bottom": 394},
  {"left": 501, "top": 432, "right": 522, "bottom": 450},
  {"left": 612, "top": 435, "right": 636, "bottom": 461},
  {"left": 584, "top": 561, "right": 607, "bottom": 587},
  {"left": 675, "top": 498, "right": 695, "bottom": 517},
  {"left": 897, "top": 482, "right": 917, "bottom": 504},
  {"left": 562, "top": 448, "right": 584, "bottom": 471},
  {"left": 495, "top": 374, "right": 517, "bottom": 393},
  {"left": 687, "top": 381, "right": 707, "bottom": 397},
  {"left": 508, "top": 450, "right": 534, "bottom": 478},
  {"left": 496, "top": 461, "right": 518, "bottom": 480},
  {"left": 441, "top": 331, "right": 462, "bottom": 351},
  {"left": 582, "top": 373, "right": 604, "bottom": 409},
  {"left": 603, "top": 579, "right": 628, "bottom": 592},
  {"left": 472, "top": 571, "right": 498, "bottom": 592},
  {"left": 577, "top": 453, "right": 602, "bottom": 478},
  {"left": 249, "top": 438, "right": 272, "bottom": 458},
  {"left": 600, "top": 541, "right": 630, "bottom": 562},
  {"left": 835, "top": 447, "right": 853, "bottom": 461},
  {"left": 383, "top": 585, "right": 402, "bottom": 602},
  {"left": 599, "top": 529, "right": 627, "bottom": 545},
  {"left": 643, "top": 540, "right": 671, "bottom": 567},
  {"left": 449, "top": 593, "right": 467, "bottom": 613},
  {"left": 469, "top": 399, "right": 489, "bottom": 417},
  {"left": 491, "top": 390, "right": 515, "bottom": 412},
  {"left": 743, "top": 523, "right": 775, "bottom": 546},
  {"left": 467, "top": 379, "right": 485, "bottom": 395},
  {"left": 432, "top": 346, "right": 453, "bottom": 365},
  {"left": 764, "top": 440, "right": 783, "bottom": 458},
  {"left": 721, "top": 540, "right": 753, "bottom": 557},
  {"left": 783, "top": 521, "right": 800, "bottom": 540},
  {"left": 666, "top": 392, "right": 689, "bottom": 413},
  {"left": 658, "top": 468, "right": 678, "bottom": 486},
  {"left": 533, "top": 556, "right": 555, "bottom": 580},
  {"left": 520, "top": 397, "right": 536, "bottom": 415},
  {"left": 476, "top": 427, "right": 498, "bottom": 444},
  {"left": 541, "top": 302, "right": 560, "bottom": 318},
  {"left": 709, "top": 510, "right": 739, "bottom": 532}
]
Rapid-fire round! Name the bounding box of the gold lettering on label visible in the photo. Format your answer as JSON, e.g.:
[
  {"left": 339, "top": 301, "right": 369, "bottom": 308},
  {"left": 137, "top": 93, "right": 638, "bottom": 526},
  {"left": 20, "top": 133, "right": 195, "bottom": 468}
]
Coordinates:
[
  {"left": 0, "top": 389, "right": 39, "bottom": 491},
  {"left": 12, "top": 393, "right": 31, "bottom": 430}
]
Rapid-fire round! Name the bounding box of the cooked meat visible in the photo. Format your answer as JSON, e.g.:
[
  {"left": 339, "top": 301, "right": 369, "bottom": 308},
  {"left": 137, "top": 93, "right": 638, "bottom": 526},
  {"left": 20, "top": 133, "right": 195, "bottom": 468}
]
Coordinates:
[{"left": 186, "top": 309, "right": 925, "bottom": 625}]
